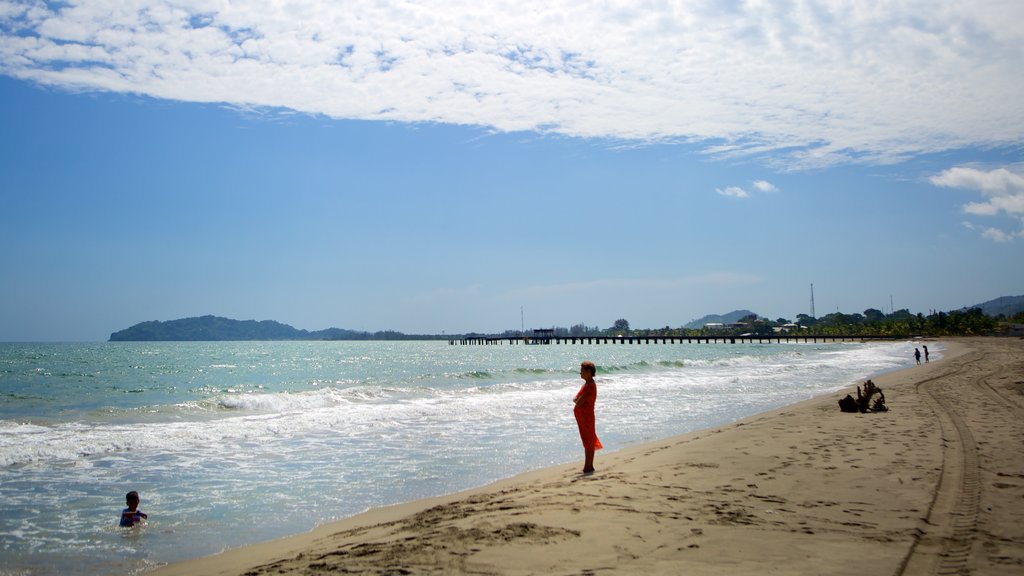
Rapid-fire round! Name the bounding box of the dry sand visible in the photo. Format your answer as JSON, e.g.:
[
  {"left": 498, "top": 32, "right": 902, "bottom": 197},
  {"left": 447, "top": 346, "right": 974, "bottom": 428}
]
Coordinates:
[{"left": 152, "top": 337, "right": 1024, "bottom": 576}]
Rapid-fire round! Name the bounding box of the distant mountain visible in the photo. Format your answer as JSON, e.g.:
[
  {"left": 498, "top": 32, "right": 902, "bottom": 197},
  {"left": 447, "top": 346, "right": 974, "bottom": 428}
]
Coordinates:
[
  {"left": 964, "top": 295, "right": 1024, "bottom": 318},
  {"left": 109, "top": 315, "right": 370, "bottom": 342},
  {"left": 683, "top": 310, "right": 758, "bottom": 330}
]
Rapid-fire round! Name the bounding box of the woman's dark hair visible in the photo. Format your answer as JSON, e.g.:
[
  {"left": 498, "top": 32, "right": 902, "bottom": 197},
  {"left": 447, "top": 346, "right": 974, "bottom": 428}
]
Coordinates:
[{"left": 581, "top": 361, "right": 596, "bottom": 377}]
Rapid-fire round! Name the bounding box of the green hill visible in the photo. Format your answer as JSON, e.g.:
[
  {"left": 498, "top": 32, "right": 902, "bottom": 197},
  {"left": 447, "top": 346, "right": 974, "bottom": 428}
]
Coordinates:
[
  {"left": 683, "top": 310, "right": 758, "bottom": 329},
  {"left": 966, "top": 295, "right": 1024, "bottom": 318},
  {"left": 108, "top": 315, "right": 366, "bottom": 341}
]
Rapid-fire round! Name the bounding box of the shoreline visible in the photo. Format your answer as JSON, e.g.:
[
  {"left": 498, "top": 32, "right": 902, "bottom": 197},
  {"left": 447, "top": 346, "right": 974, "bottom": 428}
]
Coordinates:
[{"left": 152, "top": 337, "right": 1024, "bottom": 575}]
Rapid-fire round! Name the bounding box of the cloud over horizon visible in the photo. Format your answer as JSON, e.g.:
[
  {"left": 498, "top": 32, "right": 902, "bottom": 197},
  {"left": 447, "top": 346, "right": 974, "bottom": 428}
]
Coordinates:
[
  {"left": 932, "top": 166, "right": 1024, "bottom": 242},
  {"left": 2, "top": 0, "right": 1022, "bottom": 168}
]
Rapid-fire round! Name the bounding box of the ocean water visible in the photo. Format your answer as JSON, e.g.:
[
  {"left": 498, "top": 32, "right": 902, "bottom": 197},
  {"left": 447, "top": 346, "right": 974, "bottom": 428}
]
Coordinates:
[{"left": 0, "top": 339, "right": 934, "bottom": 575}]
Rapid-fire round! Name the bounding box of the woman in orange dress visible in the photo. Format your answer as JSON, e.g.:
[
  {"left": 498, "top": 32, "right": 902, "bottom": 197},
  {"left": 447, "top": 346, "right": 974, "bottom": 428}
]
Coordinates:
[{"left": 573, "top": 360, "right": 603, "bottom": 473}]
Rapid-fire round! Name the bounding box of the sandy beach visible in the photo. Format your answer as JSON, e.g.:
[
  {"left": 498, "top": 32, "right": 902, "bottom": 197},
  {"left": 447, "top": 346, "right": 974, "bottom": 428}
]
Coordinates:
[{"left": 152, "top": 337, "right": 1024, "bottom": 576}]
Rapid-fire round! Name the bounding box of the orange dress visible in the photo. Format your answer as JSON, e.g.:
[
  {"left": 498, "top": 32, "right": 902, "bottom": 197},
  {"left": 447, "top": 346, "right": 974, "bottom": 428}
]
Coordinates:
[{"left": 573, "top": 380, "right": 603, "bottom": 450}]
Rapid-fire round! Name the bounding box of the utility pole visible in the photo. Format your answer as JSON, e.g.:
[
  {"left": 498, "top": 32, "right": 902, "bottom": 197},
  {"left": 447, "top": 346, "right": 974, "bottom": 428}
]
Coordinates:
[{"left": 810, "top": 283, "right": 816, "bottom": 319}]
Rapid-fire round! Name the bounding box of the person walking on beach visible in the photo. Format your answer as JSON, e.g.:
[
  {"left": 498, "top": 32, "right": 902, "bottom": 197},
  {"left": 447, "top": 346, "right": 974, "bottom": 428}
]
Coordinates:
[
  {"left": 923, "top": 345, "right": 930, "bottom": 362},
  {"left": 119, "top": 491, "right": 148, "bottom": 527},
  {"left": 914, "top": 348, "right": 922, "bottom": 365},
  {"left": 573, "top": 361, "right": 603, "bottom": 474}
]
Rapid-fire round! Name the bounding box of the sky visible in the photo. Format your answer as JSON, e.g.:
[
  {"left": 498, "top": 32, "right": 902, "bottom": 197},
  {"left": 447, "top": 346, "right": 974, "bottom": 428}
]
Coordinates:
[{"left": 1, "top": 1, "right": 1022, "bottom": 342}]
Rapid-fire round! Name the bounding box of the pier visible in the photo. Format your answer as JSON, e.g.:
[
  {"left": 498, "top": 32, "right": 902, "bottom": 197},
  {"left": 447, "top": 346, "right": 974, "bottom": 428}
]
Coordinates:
[{"left": 449, "top": 334, "right": 900, "bottom": 345}]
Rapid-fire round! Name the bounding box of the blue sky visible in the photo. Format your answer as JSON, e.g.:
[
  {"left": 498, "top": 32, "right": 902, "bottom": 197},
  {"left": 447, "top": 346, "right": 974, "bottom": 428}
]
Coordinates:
[{"left": 1, "top": 1, "right": 1022, "bottom": 341}]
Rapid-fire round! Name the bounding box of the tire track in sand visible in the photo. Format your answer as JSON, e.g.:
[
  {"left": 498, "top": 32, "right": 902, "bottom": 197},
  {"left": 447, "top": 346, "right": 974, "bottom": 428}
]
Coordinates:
[{"left": 896, "top": 349, "right": 990, "bottom": 576}]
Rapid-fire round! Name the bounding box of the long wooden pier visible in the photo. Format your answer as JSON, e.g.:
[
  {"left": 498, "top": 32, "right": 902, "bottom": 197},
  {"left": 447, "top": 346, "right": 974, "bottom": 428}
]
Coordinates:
[{"left": 449, "top": 335, "right": 902, "bottom": 345}]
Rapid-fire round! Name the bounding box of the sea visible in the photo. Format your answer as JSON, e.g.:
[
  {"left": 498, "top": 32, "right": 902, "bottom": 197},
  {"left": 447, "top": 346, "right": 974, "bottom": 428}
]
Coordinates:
[{"left": 0, "top": 339, "right": 935, "bottom": 576}]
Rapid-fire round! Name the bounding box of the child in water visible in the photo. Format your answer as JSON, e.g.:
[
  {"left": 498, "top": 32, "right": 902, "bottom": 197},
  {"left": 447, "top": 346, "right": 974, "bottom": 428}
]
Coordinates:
[{"left": 119, "top": 491, "right": 148, "bottom": 527}]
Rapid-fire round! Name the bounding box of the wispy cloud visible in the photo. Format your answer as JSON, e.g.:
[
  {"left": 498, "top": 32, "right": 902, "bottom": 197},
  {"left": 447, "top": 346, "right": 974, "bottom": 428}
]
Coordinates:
[
  {"left": 962, "top": 221, "right": 1022, "bottom": 243},
  {"left": 716, "top": 186, "right": 750, "bottom": 199},
  {"left": 1, "top": 1, "right": 1021, "bottom": 168},
  {"left": 935, "top": 166, "right": 1024, "bottom": 242},
  {"left": 716, "top": 179, "right": 780, "bottom": 199},
  {"left": 752, "top": 180, "right": 779, "bottom": 193}
]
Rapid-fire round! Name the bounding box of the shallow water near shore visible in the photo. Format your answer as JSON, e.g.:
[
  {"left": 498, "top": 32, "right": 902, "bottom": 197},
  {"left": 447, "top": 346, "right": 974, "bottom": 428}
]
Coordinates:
[{"left": 0, "top": 339, "right": 934, "bottom": 575}]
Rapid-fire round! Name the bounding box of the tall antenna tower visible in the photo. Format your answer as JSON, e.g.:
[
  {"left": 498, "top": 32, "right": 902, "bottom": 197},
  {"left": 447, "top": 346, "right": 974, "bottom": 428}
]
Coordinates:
[{"left": 810, "top": 283, "right": 816, "bottom": 319}]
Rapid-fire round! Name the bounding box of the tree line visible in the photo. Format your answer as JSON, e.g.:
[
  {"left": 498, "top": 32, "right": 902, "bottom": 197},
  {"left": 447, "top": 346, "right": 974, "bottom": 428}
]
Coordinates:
[{"left": 508, "top": 307, "right": 1022, "bottom": 340}]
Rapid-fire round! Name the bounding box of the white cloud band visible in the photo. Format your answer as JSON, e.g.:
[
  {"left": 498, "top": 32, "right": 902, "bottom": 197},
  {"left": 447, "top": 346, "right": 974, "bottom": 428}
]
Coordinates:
[
  {"left": 1, "top": 1, "right": 1022, "bottom": 167},
  {"left": 935, "top": 166, "right": 1024, "bottom": 242}
]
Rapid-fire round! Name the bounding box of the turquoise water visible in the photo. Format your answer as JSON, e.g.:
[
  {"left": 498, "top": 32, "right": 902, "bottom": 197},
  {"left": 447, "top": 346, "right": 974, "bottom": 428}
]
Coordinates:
[{"left": 0, "top": 339, "right": 930, "bottom": 575}]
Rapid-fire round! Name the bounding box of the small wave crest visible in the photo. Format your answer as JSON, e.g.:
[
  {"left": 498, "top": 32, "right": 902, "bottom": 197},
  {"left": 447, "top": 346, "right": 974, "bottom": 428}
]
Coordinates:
[
  {"left": 599, "top": 359, "right": 682, "bottom": 373},
  {"left": 211, "top": 388, "right": 357, "bottom": 412},
  {"left": 460, "top": 370, "right": 492, "bottom": 379}
]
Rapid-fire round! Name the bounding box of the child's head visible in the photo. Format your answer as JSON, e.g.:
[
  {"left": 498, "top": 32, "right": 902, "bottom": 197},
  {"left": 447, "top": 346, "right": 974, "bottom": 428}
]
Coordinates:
[{"left": 126, "top": 491, "right": 140, "bottom": 509}]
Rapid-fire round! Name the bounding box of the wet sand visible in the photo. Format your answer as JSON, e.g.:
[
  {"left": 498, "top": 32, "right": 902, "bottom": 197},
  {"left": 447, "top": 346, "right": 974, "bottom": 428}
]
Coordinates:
[{"left": 152, "top": 337, "right": 1024, "bottom": 575}]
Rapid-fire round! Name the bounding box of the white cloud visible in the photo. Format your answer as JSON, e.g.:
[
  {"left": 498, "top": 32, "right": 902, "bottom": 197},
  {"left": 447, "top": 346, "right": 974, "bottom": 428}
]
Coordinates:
[
  {"left": 716, "top": 186, "right": 750, "bottom": 199},
  {"left": 978, "top": 225, "right": 1024, "bottom": 243},
  {"left": 935, "top": 166, "right": 1024, "bottom": 241},
  {"left": 930, "top": 167, "right": 1024, "bottom": 196},
  {"left": 963, "top": 201, "right": 1001, "bottom": 217},
  {"left": 1, "top": 1, "right": 1023, "bottom": 167},
  {"left": 716, "top": 179, "right": 778, "bottom": 198},
  {"left": 981, "top": 228, "right": 1010, "bottom": 242}
]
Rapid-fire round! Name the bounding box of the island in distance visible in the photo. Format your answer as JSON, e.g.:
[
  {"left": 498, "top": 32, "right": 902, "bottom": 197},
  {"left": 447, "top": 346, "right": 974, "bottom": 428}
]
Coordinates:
[{"left": 108, "top": 315, "right": 434, "bottom": 342}]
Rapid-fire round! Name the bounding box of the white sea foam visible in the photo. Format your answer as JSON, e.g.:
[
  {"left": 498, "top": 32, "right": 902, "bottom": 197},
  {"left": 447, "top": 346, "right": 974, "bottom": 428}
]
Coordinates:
[
  {"left": 0, "top": 339, "right": 935, "bottom": 576},
  {"left": 1, "top": 341, "right": 925, "bottom": 469}
]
